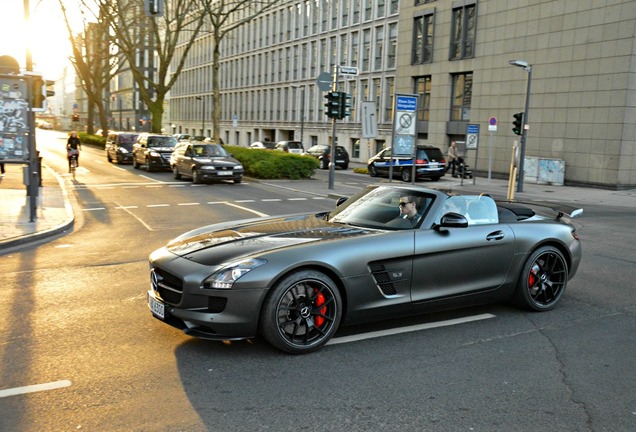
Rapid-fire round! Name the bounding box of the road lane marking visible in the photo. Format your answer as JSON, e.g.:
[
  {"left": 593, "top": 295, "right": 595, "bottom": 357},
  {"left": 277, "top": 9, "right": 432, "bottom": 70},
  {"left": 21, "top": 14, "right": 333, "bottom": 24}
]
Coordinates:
[
  {"left": 0, "top": 380, "right": 72, "bottom": 398},
  {"left": 224, "top": 201, "right": 269, "bottom": 217},
  {"left": 262, "top": 199, "right": 282, "bottom": 202},
  {"left": 82, "top": 207, "right": 106, "bottom": 211},
  {"left": 178, "top": 203, "right": 200, "bottom": 206},
  {"left": 113, "top": 201, "right": 154, "bottom": 231},
  {"left": 147, "top": 204, "right": 170, "bottom": 208},
  {"left": 327, "top": 313, "right": 496, "bottom": 346}
]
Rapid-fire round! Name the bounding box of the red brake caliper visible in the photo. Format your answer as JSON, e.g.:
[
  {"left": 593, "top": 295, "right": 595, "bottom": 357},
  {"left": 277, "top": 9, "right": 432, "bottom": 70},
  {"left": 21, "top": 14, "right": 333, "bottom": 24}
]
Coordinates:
[{"left": 315, "top": 290, "right": 326, "bottom": 327}]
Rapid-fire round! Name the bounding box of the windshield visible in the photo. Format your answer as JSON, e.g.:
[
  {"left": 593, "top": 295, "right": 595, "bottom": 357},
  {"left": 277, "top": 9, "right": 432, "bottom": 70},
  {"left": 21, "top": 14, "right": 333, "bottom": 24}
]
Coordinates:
[
  {"left": 193, "top": 144, "right": 228, "bottom": 157},
  {"left": 148, "top": 136, "right": 177, "bottom": 148},
  {"left": 329, "top": 186, "right": 434, "bottom": 229}
]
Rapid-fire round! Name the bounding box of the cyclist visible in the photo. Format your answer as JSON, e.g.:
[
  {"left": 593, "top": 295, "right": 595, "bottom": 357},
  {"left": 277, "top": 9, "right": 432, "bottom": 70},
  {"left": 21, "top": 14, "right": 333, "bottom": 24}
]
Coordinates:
[{"left": 67, "top": 131, "right": 82, "bottom": 172}]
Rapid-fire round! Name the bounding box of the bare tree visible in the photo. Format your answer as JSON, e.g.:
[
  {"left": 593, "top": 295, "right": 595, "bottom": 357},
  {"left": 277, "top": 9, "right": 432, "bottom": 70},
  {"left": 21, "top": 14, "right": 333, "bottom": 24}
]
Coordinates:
[
  {"left": 199, "top": 0, "right": 282, "bottom": 142},
  {"left": 95, "top": 0, "right": 208, "bottom": 133},
  {"left": 59, "top": 1, "right": 118, "bottom": 135}
]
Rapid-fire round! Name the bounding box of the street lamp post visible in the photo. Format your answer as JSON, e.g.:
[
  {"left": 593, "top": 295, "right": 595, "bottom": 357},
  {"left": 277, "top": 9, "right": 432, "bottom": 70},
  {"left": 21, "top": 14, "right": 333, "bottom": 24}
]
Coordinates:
[
  {"left": 195, "top": 96, "right": 205, "bottom": 136},
  {"left": 509, "top": 59, "right": 532, "bottom": 192}
]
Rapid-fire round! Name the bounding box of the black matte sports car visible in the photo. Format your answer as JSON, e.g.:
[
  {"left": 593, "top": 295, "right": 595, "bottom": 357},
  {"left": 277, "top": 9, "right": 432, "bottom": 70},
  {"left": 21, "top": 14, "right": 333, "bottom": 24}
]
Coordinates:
[{"left": 147, "top": 185, "right": 583, "bottom": 354}]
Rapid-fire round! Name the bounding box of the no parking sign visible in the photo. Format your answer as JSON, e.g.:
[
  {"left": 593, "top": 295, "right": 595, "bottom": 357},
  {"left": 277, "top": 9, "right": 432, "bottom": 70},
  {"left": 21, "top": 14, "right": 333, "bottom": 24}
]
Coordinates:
[{"left": 466, "top": 124, "right": 479, "bottom": 149}]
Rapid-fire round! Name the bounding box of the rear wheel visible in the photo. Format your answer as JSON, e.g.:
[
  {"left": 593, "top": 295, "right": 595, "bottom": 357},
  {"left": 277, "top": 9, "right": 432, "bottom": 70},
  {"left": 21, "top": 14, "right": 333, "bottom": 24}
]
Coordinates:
[
  {"left": 512, "top": 246, "right": 568, "bottom": 311},
  {"left": 401, "top": 168, "right": 412, "bottom": 182},
  {"left": 260, "top": 270, "right": 342, "bottom": 354},
  {"left": 319, "top": 158, "right": 328, "bottom": 170}
]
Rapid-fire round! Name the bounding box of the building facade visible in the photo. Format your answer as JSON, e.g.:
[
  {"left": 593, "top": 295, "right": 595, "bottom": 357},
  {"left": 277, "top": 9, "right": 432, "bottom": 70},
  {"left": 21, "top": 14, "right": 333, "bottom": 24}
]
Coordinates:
[{"left": 168, "top": 0, "right": 636, "bottom": 189}]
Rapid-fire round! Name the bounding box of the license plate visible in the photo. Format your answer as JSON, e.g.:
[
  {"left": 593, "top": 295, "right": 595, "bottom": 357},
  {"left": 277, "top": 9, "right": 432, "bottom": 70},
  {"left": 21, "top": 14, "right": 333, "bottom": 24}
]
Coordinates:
[
  {"left": 216, "top": 171, "right": 232, "bottom": 176},
  {"left": 336, "top": 160, "right": 344, "bottom": 163},
  {"left": 149, "top": 296, "right": 165, "bottom": 319}
]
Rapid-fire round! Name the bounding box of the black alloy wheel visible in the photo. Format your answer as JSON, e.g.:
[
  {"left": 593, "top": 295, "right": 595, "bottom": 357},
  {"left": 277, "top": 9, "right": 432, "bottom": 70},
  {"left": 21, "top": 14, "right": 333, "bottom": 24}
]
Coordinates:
[
  {"left": 513, "top": 245, "right": 568, "bottom": 311},
  {"left": 260, "top": 270, "right": 342, "bottom": 354},
  {"left": 368, "top": 164, "right": 378, "bottom": 177},
  {"left": 401, "top": 168, "right": 412, "bottom": 182}
]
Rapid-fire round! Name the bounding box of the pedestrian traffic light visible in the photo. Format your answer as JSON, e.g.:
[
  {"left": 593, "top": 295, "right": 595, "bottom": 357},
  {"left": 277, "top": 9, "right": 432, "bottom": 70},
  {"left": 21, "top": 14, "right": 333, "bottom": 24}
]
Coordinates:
[
  {"left": 324, "top": 91, "right": 341, "bottom": 119},
  {"left": 339, "top": 92, "right": 351, "bottom": 119},
  {"left": 512, "top": 112, "right": 524, "bottom": 136}
]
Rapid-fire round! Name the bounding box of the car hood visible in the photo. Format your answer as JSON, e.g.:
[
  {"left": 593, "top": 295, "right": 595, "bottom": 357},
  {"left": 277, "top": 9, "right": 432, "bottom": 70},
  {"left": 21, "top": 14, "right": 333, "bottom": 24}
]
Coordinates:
[
  {"left": 165, "top": 213, "right": 373, "bottom": 264},
  {"left": 194, "top": 157, "right": 240, "bottom": 165},
  {"left": 150, "top": 147, "right": 175, "bottom": 152}
]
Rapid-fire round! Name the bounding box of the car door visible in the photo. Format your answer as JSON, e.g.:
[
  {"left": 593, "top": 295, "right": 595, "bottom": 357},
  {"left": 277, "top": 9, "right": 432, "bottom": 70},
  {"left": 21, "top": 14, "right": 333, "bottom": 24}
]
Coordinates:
[
  {"left": 410, "top": 221, "right": 515, "bottom": 302},
  {"left": 373, "top": 149, "right": 391, "bottom": 176}
]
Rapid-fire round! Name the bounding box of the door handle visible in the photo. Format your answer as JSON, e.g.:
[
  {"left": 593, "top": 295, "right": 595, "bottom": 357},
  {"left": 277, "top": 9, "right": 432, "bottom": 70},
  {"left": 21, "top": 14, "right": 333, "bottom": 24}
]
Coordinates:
[{"left": 486, "top": 231, "right": 505, "bottom": 241}]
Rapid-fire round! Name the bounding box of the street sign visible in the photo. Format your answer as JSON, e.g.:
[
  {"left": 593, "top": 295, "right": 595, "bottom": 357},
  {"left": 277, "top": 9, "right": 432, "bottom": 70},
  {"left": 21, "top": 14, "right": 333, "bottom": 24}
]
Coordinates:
[
  {"left": 361, "top": 101, "right": 377, "bottom": 138},
  {"left": 466, "top": 124, "right": 480, "bottom": 149},
  {"left": 392, "top": 94, "right": 419, "bottom": 156},
  {"left": 488, "top": 116, "right": 497, "bottom": 131},
  {"left": 316, "top": 72, "right": 332, "bottom": 91},
  {"left": 339, "top": 66, "right": 359, "bottom": 76}
]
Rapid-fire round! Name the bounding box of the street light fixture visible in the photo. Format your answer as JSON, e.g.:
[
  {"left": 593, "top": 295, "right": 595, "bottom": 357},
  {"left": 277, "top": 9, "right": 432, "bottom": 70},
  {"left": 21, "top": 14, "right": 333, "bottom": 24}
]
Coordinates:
[
  {"left": 195, "top": 96, "right": 205, "bottom": 136},
  {"left": 509, "top": 59, "right": 532, "bottom": 192}
]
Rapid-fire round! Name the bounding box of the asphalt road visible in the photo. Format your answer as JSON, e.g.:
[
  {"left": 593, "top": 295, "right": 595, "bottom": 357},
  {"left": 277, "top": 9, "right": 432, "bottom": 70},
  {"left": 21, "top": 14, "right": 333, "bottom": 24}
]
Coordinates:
[{"left": 0, "top": 131, "right": 634, "bottom": 431}]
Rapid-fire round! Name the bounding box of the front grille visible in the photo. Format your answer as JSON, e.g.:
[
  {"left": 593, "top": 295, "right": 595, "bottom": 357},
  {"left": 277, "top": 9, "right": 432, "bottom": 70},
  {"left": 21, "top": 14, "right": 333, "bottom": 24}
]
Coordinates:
[{"left": 152, "top": 268, "right": 183, "bottom": 304}]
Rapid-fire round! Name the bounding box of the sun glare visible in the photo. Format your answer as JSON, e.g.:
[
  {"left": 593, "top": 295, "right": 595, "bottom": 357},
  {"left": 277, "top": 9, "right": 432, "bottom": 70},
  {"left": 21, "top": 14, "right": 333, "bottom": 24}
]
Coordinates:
[{"left": 0, "top": 0, "right": 75, "bottom": 80}]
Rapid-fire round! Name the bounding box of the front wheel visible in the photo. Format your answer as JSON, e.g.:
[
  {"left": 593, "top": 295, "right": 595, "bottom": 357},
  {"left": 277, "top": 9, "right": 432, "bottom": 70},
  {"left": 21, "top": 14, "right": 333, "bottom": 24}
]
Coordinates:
[
  {"left": 192, "top": 169, "right": 202, "bottom": 184},
  {"left": 260, "top": 270, "right": 342, "bottom": 354},
  {"left": 145, "top": 158, "right": 153, "bottom": 172},
  {"left": 133, "top": 156, "right": 140, "bottom": 169},
  {"left": 234, "top": 177, "right": 242, "bottom": 184},
  {"left": 368, "top": 164, "right": 378, "bottom": 177},
  {"left": 512, "top": 246, "right": 568, "bottom": 311},
  {"left": 173, "top": 166, "right": 181, "bottom": 180}
]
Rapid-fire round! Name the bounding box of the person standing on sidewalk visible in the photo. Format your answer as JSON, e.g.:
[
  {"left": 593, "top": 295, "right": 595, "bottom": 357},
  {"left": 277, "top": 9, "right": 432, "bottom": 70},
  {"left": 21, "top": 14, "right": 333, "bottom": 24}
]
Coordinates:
[
  {"left": 446, "top": 141, "right": 459, "bottom": 177},
  {"left": 0, "top": 137, "right": 6, "bottom": 177},
  {"left": 66, "top": 131, "right": 82, "bottom": 172}
]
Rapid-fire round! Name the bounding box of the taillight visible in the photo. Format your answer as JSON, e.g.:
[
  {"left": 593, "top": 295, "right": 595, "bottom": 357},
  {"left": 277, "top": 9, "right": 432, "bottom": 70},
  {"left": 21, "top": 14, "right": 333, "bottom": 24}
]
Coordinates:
[{"left": 415, "top": 159, "right": 427, "bottom": 165}]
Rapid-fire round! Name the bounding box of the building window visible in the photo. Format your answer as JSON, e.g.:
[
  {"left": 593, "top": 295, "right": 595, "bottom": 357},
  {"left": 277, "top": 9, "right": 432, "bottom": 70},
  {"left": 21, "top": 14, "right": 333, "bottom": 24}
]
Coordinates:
[
  {"left": 374, "top": 26, "right": 384, "bottom": 71},
  {"left": 451, "top": 72, "right": 473, "bottom": 121},
  {"left": 450, "top": 3, "right": 476, "bottom": 60},
  {"left": 364, "top": 0, "right": 373, "bottom": 21},
  {"left": 376, "top": 0, "right": 385, "bottom": 17},
  {"left": 384, "top": 77, "right": 394, "bottom": 122},
  {"left": 361, "top": 29, "right": 371, "bottom": 71},
  {"left": 412, "top": 12, "right": 434, "bottom": 64},
  {"left": 414, "top": 76, "right": 432, "bottom": 121},
  {"left": 387, "top": 23, "right": 397, "bottom": 69},
  {"left": 352, "top": 0, "right": 360, "bottom": 24},
  {"left": 340, "top": 34, "right": 349, "bottom": 65},
  {"left": 389, "top": 0, "right": 399, "bottom": 15}
]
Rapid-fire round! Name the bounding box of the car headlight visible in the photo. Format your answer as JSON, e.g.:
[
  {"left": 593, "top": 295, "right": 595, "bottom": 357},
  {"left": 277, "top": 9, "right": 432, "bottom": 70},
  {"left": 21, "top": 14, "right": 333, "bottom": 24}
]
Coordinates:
[
  {"left": 119, "top": 148, "right": 129, "bottom": 153},
  {"left": 149, "top": 151, "right": 161, "bottom": 157},
  {"left": 203, "top": 258, "right": 267, "bottom": 289},
  {"left": 200, "top": 165, "right": 217, "bottom": 171},
  {"left": 235, "top": 164, "right": 243, "bottom": 170}
]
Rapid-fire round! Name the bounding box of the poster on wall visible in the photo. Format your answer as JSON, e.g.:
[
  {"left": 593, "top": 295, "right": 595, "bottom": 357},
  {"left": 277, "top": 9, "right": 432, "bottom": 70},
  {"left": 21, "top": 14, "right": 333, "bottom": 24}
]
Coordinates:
[{"left": 0, "top": 74, "right": 30, "bottom": 162}]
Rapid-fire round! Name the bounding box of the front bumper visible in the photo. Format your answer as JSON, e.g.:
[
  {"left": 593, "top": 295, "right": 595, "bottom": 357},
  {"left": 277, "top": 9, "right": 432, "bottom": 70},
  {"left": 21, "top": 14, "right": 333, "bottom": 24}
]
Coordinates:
[{"left": 147, "top": 254, "right": 267, "bottom": 340}]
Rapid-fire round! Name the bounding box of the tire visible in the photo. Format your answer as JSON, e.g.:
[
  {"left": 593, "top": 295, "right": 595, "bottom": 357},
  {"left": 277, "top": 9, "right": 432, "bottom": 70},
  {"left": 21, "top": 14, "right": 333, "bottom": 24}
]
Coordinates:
[
  {"left": 319, "top": 158, "right": 328, "bottom": 170},
  {"left": 431, "top": 176, "right": 441, "bottom": 182},
  {"left": 106, "top": 151, "right": 112, "bottom": 163},
  {"left": 260, "top": 270, "right": 342, "bottom": 354},
  {"left": 512, "top": 246, "right": 568, "bottom": 311},
  {"left": 234, "top": 177, "right": 242, "bottom": 184},
  {"left": 133, "top": 155, "right": 140, "bottom": 169},
  {"left": 341, "top": 163, "right": 349, "bottom": 170},
  {"left": 173, "top": 166, "right": 181, "bottom": 180},
  {"left": 145, "top": 158, "right": 153, "bottom": 172},
  {"left": 368, "top": 165, "right": 378, "bottom": 177},
  {"left": 401, "top": 168, "right": 412, "bottom": 182},
  {"left": 192, "top": 169, "right": 201, "bottom": 184},
  {"left": 116, "top": 155, "right": 123, "bottom": 164}
]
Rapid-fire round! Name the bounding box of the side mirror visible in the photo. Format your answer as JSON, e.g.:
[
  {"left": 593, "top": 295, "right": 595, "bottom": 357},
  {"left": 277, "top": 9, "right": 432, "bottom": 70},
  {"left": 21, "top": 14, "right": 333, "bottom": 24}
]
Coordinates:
[
  {"left": 436, "top": 212, "right": 468, "bottom": 229},
  {"left": 336, "top": 196, "right": 349, "bottom": 207}
]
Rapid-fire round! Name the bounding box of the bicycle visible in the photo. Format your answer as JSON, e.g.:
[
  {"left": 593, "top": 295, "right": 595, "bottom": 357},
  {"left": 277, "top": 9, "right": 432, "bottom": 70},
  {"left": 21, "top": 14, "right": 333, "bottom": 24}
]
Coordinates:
[{"left": 68, "top": 148, "right": 79, "bottom": 180}]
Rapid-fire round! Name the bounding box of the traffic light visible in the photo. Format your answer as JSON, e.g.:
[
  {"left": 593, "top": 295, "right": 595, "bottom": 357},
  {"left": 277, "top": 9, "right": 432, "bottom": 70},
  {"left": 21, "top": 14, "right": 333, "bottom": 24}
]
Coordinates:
[
  {"left": 324, "top": 91, "right": 341, "bottom": 119},
  {"left": 339, "top": 92, "right": 351, "bottom": 119},
  {"left": 144, "top": 0, "right": 164, "bottom": 16},
  {"left": 512, "top": 112, "right": 524, "bottom": 136},
  {"left": 31, "top": 75, "right": 46, "bottom": 109}
]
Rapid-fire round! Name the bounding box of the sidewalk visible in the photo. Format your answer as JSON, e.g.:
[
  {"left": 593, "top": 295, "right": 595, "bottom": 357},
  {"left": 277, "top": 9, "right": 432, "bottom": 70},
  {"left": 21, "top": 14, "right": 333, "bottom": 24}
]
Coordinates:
[
  {"left": 0, "top": 162, "right": 74, "bottom": 252},
  {"left": 2, "top": 160, "right": 635, "bottom": 252}
]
